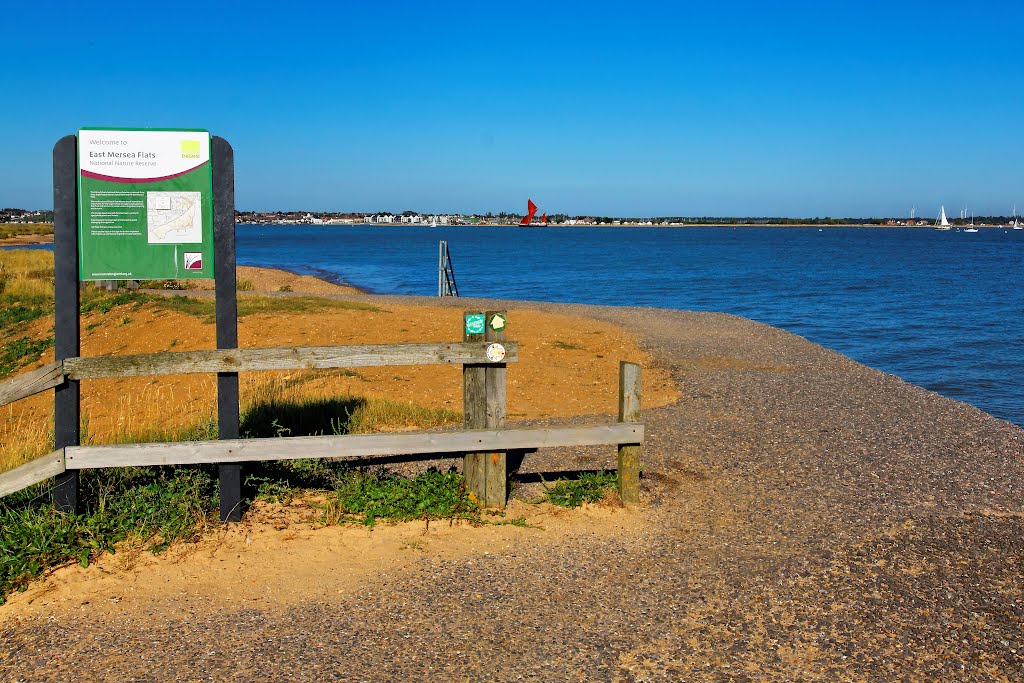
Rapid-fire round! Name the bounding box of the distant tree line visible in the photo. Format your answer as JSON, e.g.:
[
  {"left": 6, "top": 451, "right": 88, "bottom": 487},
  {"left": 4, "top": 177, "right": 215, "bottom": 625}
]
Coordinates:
[{"left": 0, "top": 208, "right": 53, "bottom": 223}]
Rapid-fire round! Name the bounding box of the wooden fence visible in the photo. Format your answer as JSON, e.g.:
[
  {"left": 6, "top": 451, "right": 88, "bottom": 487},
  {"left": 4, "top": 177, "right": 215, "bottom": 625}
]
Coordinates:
[{"left": 0, "top": 310, "right": 644, "bottom": 512}]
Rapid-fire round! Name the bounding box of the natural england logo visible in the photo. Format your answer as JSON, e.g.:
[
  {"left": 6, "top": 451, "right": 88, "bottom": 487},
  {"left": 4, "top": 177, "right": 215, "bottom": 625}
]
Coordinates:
[
  {"left": 180, "top": 140, "right": 201, "bottom": 159},
  {"left": 184, "top": 252, "right": 203, "bottom": 270}
]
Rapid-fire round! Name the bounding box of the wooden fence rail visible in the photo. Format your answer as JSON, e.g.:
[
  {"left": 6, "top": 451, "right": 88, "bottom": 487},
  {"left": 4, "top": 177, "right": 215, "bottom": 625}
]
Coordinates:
[
  {"left": 0, "top": 451, "right": 67, "bottom": 499},
  {"left": 0, "top": 341, "right": 518, "bottom": 408},
  {"left": 0, "top": 423, "right": 643, "bottom": 499},
  {"left": 0, "top": 307, "right": 644, "bottom": 510},
  {"left": 64, "top": 423, "right": 643, "bottom": 468},
  {"left": 0, "top": 362, "right": 64, "bottom": 407}
]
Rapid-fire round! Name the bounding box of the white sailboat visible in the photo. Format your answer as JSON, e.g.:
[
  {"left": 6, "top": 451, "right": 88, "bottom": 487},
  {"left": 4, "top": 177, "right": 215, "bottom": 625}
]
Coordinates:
[
  {"left": 934, "top": 205, "right": 952, "bottom": 230},
  {"left": 1013, "top": 205, "right": 1021, "bottom": 230},
  {"left": 964, "top": 210, "right": 978, "bottom": 232}
]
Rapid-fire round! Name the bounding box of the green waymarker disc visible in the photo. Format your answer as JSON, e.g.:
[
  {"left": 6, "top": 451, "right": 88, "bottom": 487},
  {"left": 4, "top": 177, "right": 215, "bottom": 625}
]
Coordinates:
[
  {"left": 489, "top": 313, "right": 507, "bottom": 331},
  {"left": 465, "top": 313, "right": 486, "bottom": 335}
]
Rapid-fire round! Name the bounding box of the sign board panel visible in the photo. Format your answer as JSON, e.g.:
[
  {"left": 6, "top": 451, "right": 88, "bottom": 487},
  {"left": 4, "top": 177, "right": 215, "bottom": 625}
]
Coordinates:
[{"left": 78, "top": 128, "right": 214, "bottom": 280}]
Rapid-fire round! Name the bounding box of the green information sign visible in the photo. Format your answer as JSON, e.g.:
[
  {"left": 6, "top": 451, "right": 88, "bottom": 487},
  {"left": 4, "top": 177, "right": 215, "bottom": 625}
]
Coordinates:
[
  {"left": 77, "top": 128, "right": 214, "bottom": 280},
  {"left": 465, "top": 313, "right": 486, "bottom": 335}
]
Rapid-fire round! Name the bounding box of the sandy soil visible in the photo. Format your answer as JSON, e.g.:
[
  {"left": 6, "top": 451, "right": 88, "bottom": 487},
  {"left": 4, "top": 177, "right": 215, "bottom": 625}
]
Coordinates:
[{"left": 1, "top": 497, "right": 642, "bottom": 623}]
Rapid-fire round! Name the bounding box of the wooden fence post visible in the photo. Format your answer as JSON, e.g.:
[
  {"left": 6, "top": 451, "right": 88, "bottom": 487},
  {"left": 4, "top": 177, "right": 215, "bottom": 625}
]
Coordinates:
[
  {"left": 617, "top": 361, "right": 642, "bottom": 505},
  {"left": 484, "top": 310, "right": 508, "bottom": 508},
  {"left": 463, "top": 311, "right": 486, "bottom": 502}
]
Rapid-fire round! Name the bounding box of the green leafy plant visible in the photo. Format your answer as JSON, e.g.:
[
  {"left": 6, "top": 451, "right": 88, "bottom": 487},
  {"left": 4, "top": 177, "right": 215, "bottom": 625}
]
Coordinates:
[
  {"left": 0, "top": 336, "right": 54, "bottom": 378},
  {"left": 326, "top": 467, "right": 481, "bottom": 527},
  {"left": 80, "top": 291, "right": 152, "bottom": 315},
  {"left": 543, "top": 471, "right": 619, "bottom": 508},
  {"left": 0, "top": 303, "right": 48, "bottom": 332},
  {"left": 0, "top": 466, "right": 218, "bottom": 603}
]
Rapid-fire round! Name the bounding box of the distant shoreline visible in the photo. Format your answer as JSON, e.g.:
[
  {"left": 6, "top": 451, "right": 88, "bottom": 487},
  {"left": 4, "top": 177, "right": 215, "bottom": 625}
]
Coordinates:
[
  {"left": 238, "top": 222, "right": 999, "bottom": 230},
  {"left": 3, "top": 222, "right": 1015, "bottom": 249}
]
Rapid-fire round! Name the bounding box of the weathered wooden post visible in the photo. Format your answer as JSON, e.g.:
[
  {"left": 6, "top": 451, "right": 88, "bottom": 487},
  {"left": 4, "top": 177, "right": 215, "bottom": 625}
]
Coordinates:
[
  {"left": 462, "top": 310, "right": 509, "bottom": 507},
  {"left": 463, "top": 311, "right": 487, "bottom": 500},
  {"left": 484, "top": 310, "right": 508, "bottom": 507},
  {"left": 617, "top": 361, "right": 642, "bottom": 505}
]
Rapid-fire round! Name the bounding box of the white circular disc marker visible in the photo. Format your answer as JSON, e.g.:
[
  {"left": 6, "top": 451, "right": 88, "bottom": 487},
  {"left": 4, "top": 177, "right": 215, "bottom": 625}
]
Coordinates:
[{"left": 485, "top": 343, "right": 506, "bottom": 362}]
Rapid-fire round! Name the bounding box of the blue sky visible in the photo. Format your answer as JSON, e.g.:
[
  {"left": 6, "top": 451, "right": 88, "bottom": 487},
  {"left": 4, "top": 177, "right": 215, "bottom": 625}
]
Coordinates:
[{"left": 3, "top": 0, "right": 1022, "bottom": 217}]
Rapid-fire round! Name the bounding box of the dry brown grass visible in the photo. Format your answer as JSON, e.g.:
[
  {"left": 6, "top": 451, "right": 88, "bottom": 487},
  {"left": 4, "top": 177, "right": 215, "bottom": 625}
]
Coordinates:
[
  {"left": 0, "top": 407, "right": 53, "bottom": 473},
  {"left": 0, "top": 257, "right": 679, "bottom": 474},
  {"left": 0, "top": 249, "right": 54, "bottom": 300}
]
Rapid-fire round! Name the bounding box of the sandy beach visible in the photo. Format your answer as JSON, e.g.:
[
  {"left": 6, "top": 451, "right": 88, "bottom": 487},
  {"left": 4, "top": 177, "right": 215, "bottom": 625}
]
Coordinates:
[{"left": 1, "top": 269, "right": 1023, "bottom": 680}]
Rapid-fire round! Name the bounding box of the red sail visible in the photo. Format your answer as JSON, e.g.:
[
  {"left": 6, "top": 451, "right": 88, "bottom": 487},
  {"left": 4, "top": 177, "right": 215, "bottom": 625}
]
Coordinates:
[
  {"left": 541, "top": 213, "right": 547, "bottom": 224},
  {"left": 519, "top": 198, "right": 538, "bottom": 225}
]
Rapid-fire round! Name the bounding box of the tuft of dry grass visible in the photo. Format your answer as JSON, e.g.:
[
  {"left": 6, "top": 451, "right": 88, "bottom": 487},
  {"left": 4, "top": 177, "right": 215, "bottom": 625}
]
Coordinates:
[
  {"left": 0, "top": 249, "right": 54, "bottom": 301},
  {"left": 0, "top": 407, "right": 54, "bottom": 473}
]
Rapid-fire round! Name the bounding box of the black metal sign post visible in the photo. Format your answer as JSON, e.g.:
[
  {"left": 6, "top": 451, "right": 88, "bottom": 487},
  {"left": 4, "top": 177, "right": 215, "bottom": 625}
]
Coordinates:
[
  {"left": 52, "top": 135, "right": 80, "bottom": 513},
  {"left": 49, "top": 133, "right": 241, "bottom": 521},
  {"left": 212, "top": 136, "right": 241, "bottom": 522}
]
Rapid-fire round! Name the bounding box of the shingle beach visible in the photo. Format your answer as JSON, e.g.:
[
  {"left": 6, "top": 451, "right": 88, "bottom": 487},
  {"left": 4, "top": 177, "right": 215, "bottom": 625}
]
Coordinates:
[{"left": 2, "top": 296, "right": 1022, "bottom": 681}]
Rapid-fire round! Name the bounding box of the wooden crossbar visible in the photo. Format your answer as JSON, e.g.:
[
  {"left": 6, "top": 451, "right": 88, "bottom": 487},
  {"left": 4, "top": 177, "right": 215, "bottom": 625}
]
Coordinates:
[
  {"left": 0, "top": 341, "right": 518, "bottom": 409},
  {"left": 0, "top": 449, "right": 66, "bottom": 498},
  {"left": 0, "top": 362, "right": 64, "bottom": 407},
  {"left": 64, "top": 341, "right": 517, "bottom": 379},
  {"left": 63, "top": 423, "right": 644, "bottom": 469}
]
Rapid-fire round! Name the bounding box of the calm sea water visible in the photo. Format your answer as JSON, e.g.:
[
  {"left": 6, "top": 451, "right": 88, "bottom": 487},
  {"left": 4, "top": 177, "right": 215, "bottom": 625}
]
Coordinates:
[{"left": 236, "top": 224, "right": 1024, "bottom": 427}]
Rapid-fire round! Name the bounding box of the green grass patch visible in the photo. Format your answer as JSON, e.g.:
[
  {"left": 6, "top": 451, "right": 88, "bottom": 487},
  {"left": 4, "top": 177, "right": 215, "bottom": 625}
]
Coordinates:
[
  {"left": 0, "top": 336, "right": 54, "bottom": 378},
  {"left": 0, "top": 303, "right": 48, "bottom": 332},
  {"left": 80, "top": 290, "right": 152, "bottom": 315},
  {"left": 0, "top": 466, "right": 217, "bottom": 604},
  {"left": 543, "top": 471, "right": 618, "bottom": 508},
  {"left": 326, "top": 467, "right": 480, "bottom": 527}
]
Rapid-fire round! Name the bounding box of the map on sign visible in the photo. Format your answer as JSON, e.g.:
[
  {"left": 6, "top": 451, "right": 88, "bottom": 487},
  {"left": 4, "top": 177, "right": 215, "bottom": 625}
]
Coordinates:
[{"left": 146, "top": 191, "right": 202, "bottom": 244}]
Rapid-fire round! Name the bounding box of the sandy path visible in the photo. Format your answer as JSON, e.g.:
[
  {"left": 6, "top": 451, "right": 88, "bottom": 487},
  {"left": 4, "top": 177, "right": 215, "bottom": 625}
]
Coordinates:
[{"left": 2, "top": 296, "right": 1023, "bottom": 681}]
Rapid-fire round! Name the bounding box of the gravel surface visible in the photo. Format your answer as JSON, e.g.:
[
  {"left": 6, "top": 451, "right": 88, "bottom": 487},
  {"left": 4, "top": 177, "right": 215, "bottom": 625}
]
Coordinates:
[{"left": 3, "top": 297, "right": 1023, "bottom": 681}]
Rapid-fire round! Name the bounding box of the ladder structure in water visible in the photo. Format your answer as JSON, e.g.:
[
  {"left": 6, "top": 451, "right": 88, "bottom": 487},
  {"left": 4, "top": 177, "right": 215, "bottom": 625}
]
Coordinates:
[{"left": 438, "top": 240, "right": 459, "bottom": 297}]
